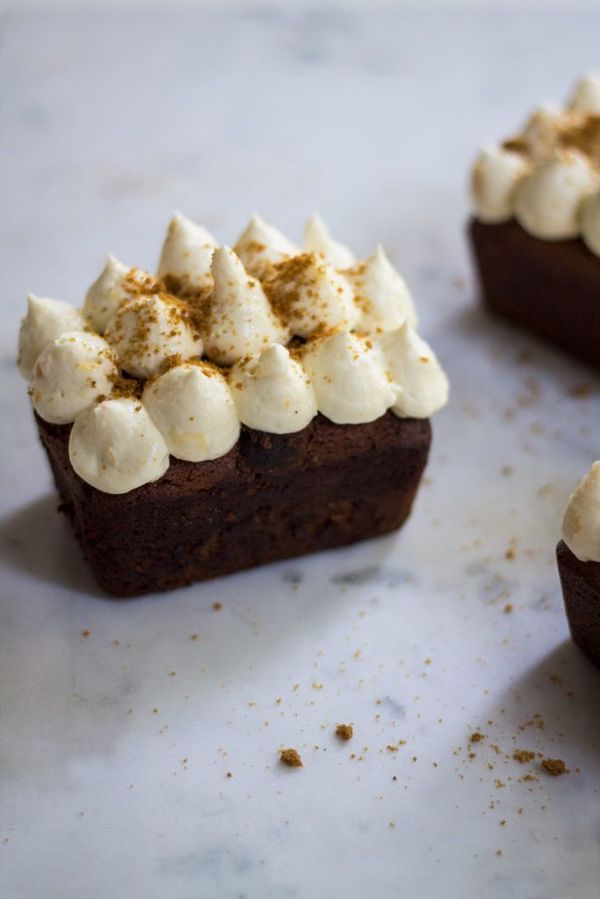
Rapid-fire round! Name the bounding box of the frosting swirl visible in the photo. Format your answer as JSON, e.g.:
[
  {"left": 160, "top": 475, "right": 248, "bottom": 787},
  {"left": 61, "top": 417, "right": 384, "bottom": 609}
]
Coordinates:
[
  {"left": 69, "top": 398, "right": 169, "bottom": 494},
  {"left": 229, "top": 344, "right": 317, "bottom": 434},
  {"left": 562, "top": 461, "right": 600, "bottom": 562},
  {"left": 18, "top": 295, "right": 86, "bottom": 380}
]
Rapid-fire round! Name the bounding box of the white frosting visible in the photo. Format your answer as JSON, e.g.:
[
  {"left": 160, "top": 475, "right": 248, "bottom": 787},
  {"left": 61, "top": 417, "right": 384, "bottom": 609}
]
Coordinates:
[
  {"left": 203, "top": 246, "right": 289, "bottom": 365},
  {"left": 31, "top": 331, "right": 118, "bottom": 425},
  {"left": 581, "top": 190, "right": 600, "bottom": 256},
  {"left": 568, "top": 75, "right": 600, "bottom": 115},
  {"left": 83, "top": 256, "right": 159, "bottom": 333},
  {"left": 514, "top": 151, "right": 599, "bottom": 240},
  {"left": 562, "top": 461, "right": 600, "bottom": 562},
  {"left": 303, "top": 214, "right": 355, "bottom": 269},
  {"left": 470, "top": 146, "right": 531, "bottom": 224},
  {"left": 143, "top": 362, "right": 240, "bottom": 462},
  {"left": 265, "top": 252, "right": 360, "bottom": 339},
  {"left": 347, "top": 245, "right": 417, "bottom": 333},
  {"left": 229, "top": 344, "right": 317, "bottom": 434},
  {"left": 380, "top": 325, "right": 449, "bottom": 419},
  {"left": 105, "top": 294, "right": 203, "bottom": 379},
  {"left": 234, "top": 214, "right": 298, "bottom": 277},
  {"left": 157, "top": 213, "right": 217, "bottom": 291},
  {"left": 521, "top": 105, "right": 566, "bottom": 161},
  {"left": 69, "top": 398, "right": 169, "bottom": 494},
  {"left": 303, "top": 331, "right": 396, "bottom": 425},
  {"left": 18, "top": 295, "right": 86, "bottom": 380}
]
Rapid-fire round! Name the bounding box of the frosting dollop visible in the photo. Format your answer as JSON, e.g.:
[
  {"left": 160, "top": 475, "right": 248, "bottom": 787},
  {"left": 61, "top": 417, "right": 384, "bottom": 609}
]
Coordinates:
[
  {"left": 514, "top": 151, "right": 599, "bottom": 240},
  {"left": 264, "top": 252, "right": 359, "bottom": 338},
  {"left": 18, "top": 295, "right": 86, "bottom": 380},
  {"left": 562, "top": 461, "right": 600, "bottom": 562},
  {"left": 303, "top": 214, "right": 355, "bottom": 269},
  {"left": 202, "top": 246, "right": 289, "bottom": 365},
  {"left": 234, "top": 214, "right": 298, "bottom": 278},
  {"left": 303, "top": 331, "right": 396, "bottom": 424},
  {"left": 143, "top": 362, "right": 240, "bottom": 462},
  {"left": 568, "top": 75, "right": 600, "bottom": 115},
  {"left": 229, "top": 344, "right": 317, "bottom": 434},
  {"left": 31, "top": 331, "right": 118, "bottom": 424},
  {"left": 84, "top": 256, "right": 160, "bottom": 333},
  {"left": 380, "top": 325, "right": 449, "bottom": 419},
  {"left": 470, "top": 146, "right": 531, "bottom": 225},
  {"left": 69, "top": 398, "right": 169, "bottom": 494},
  {"left": 346, "top": 245, "right": 417, "bottom": 333},
  {"left": 520, "top": 105, "right": 567, "bottom": 161},
  {"left": 157, "top": 213, "right": 217, "bottom": 293},
  {"left": 105, "top": 293, "right": 203, "bottom": 378}
]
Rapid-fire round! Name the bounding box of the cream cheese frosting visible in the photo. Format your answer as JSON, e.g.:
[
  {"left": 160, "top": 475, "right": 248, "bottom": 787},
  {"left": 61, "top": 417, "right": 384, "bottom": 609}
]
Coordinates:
[
  {"left": 229, "top": 344, "right": 317, "bottom": 434},
  {"left": 84, "top": 257, "right": 161, "bottom": 333},
  {"left": 234, "top": 214, "right": 298, "bottom": 278},
  {"left": 562, "top": 461, "right": 600, "bottom": 563},
  {"left": 18, "top": 295, "right": 87, "bottom": 379},
  {"left": 513, "top": 151, "right": 599, "bottom": 240},
  {"left": 69, "top": 398, "right": 169, "bottom": 494},
  {"left": 470, "top": 146, "right": 531, "bottom": 225},
  {"left": 143, "top": 362, "right": 240, "bottom": 462},
  {"left": 380, "top": 325, "right": 449, "bottom": 419},
  {"left": 303, "top": 331, "right": 397, "bottom": 425},
  {"left": 568, "top": 75, "right": 600, "bottom": 115},
  {"left": 346, "top": 245, "right": 417, "bottom": 333},
  {"left": 31, "top": 331, "right": 118, "bottom": 425},
  {"left": 203, "top": 246, "right": 289, "bottom": 364},
  {"left": 470, "top": 75, "right": 600, "bottom": 252},
  {"left": 264, "top": 252, "right": 359, "bottom": 338},
  {"left": 157, "top": 213, "right": 217, "bottom": 293},
  {"left": 104, "top": 293, "right": 203, "bottom": 378},
  {"left": 19, "top": 212, "right": 448, "bottom": 493},
  {"left": 303, "top": 214, "right": 355, "bottom": 269}
]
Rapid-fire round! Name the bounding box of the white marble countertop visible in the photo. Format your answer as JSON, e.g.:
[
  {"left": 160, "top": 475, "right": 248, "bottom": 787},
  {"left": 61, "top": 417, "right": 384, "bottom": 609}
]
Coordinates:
[{"left": 2, "top": 7, "right": 600, "bottom": 899}]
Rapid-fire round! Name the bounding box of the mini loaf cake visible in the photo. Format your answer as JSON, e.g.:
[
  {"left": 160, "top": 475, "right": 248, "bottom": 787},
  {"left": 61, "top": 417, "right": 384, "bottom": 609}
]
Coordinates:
[
  {"left": 18, "top": 213, "right": 448, "bottom": 596},
  {"left": 558, "top": 463, "right": 600, "bottom": 670},
  {"left": 469, "top": 74, "right": 600, "bottom": 369}
]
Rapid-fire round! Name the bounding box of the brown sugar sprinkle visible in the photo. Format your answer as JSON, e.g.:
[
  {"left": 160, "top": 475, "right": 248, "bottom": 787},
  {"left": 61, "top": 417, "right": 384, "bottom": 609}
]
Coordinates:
[
  {"left": 123, "top": 268, "right": 164, "bottom": 299},
  {"left": 263, "top": 253, "right": 341, "bottom": 325},
  {"left": 541, "top": 758, "right": 568, "bottom": 777},
  {"left": 335, "top": 723, "right": 353, "bottom": 741},
  {"left": 470, "top": 732, "right": 485, "bottom": 743},
  {"left": 513, "top": 749, "right": 536, "bottom": 764},
  {"left": 81, "top": 629, "right": 91, "bottom": 638},
  {"left": 280, "top": 748, "right": 303, "bottom": 768},
  {"left": 559, "top": 115, "right": 600, "bottom": 158},
  {"left": 212, "top": 602, "right": 222, "bottom": 611}
]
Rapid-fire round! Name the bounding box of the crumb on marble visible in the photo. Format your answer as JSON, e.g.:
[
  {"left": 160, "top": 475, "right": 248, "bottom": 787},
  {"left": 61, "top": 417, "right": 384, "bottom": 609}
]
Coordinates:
[
  {"left": 335, "top": 723, "right": 353, "bottom": 741},
  {"left": 280, "top": 748, "right": 303, "bottom": 768}
]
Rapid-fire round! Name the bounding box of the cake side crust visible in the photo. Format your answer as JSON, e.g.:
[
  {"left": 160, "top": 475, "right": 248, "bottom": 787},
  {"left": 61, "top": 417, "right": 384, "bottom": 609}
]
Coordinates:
[
  {"left": 556, "top": 539, "right": 600, "bottom": 670},
  {"left": 469, "top": 217, "right": 600, "bottom": 370},
  {"left": 37, "top": 412, "right": 432, "bottom": 597}
]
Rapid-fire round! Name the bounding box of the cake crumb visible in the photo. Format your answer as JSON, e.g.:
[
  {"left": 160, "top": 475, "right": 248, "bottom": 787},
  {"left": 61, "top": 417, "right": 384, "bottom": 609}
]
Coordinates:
[
  {"left": 212, "top": 602, "right": 222, "bottom": 611},
  {"left": 280, "top": 748, "right": 303, "bottom": 768},
  {"left": 513, "top": 749, "right": 535, "bottom": 764},
  {"left": 470, "top": 731, "right": 485, "bottom": 743},
  {"left": 541, "top": 758, "right": 567, "bottom": 777},
  {"left": 335, "top": 723, "right": 353, "bottom": 741},
  {"left": 81, "top": 629, "right": 91, "bottom": 638},
  {"left": 503, "top": 603, "right": 513, "bottom": 614}
]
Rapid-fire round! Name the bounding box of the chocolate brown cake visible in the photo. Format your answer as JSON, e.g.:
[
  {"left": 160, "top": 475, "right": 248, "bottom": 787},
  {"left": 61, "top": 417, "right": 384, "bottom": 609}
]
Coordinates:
[
  {"left": 38, "top": 412, "right": 431, "bottom": 597},
  {"left": 556, "top": 540, "right": 600, "bottom": 670},
  {"left": 19, "top": 212, "right": 448, "bottom": 596},
  {"left": 469, "top": 218, "right": 600, "bottom": 370},
  {"left": 468, "top": 75, "right": 600, "bottom": 367}
]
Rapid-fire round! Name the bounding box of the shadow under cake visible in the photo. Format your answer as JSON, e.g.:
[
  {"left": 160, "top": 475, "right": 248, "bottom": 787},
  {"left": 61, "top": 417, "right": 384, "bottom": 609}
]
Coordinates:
[{"left": 37, "top": 412, "right": 431, "bottom": 597}]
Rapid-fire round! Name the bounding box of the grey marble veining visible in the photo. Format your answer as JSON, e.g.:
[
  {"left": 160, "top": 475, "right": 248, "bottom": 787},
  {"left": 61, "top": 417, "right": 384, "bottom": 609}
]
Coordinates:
[{"left": 2, "top": 8, "right": 600, "bottom": 899}]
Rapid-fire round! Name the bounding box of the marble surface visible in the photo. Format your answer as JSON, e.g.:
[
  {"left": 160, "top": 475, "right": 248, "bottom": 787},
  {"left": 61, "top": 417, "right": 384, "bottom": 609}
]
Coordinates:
[{"left": 2, "top": 7, "right": 600, "bottom": 899}]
